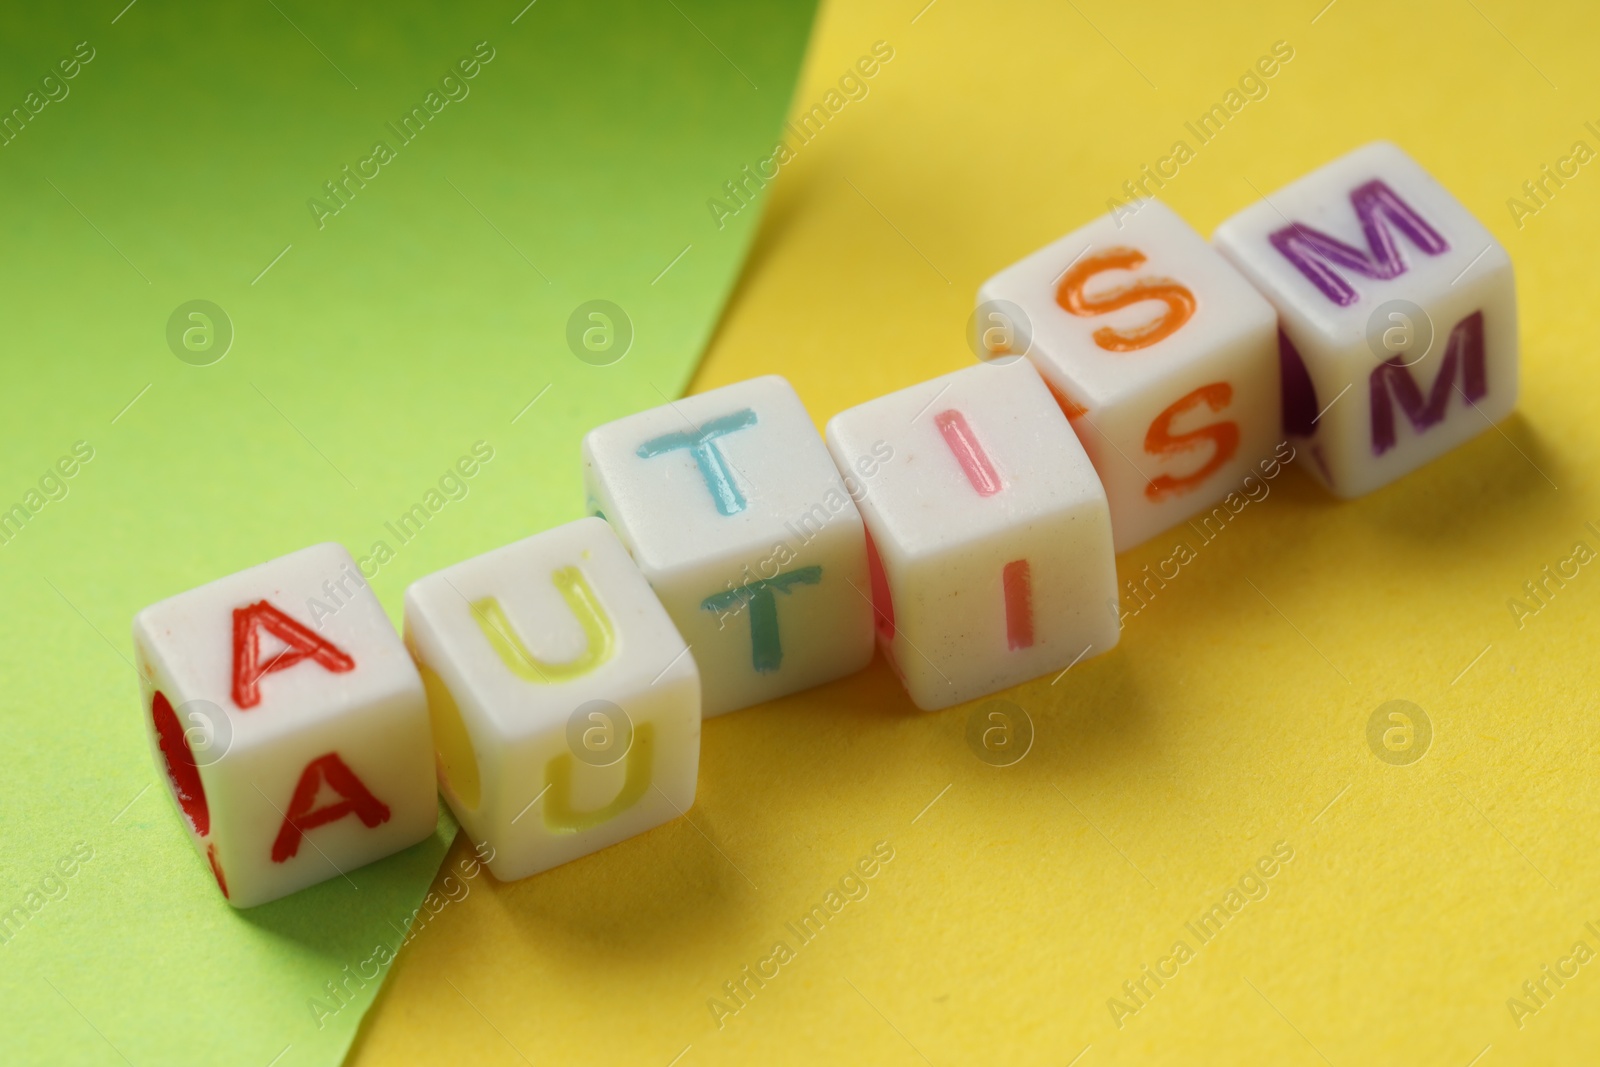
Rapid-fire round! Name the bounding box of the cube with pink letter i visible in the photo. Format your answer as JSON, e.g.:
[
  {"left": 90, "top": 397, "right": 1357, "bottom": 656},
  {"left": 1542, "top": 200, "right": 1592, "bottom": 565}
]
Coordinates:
[
  {"left": 825, "top": 359, "right": 1120, "bottom": 711},
  {"left": 132, "top": 543, "right": 437, "bottom": 907},
  {"left": 1214, "top": 141, "right": 1518, "bottom": 497}
]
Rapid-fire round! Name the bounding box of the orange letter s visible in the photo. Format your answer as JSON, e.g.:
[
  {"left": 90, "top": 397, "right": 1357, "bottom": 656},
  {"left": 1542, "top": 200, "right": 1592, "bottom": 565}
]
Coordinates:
[
  {"left": 1143, "top": 383, "right": 1239, "bottom": 500},
  {"left": 1057, "top": 247, "right": 1195, "bottom": 352}
]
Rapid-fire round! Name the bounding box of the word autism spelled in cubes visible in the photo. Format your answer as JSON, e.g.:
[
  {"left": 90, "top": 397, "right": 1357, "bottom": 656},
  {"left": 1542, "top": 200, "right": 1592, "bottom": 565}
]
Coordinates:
[{"left": 135, "top": 141, "right": 1517, "bottom": 905}]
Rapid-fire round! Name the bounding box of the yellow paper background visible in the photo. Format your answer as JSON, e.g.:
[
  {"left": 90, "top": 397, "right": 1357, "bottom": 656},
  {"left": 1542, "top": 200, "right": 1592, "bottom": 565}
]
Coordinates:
[{"left": 353, "top": 0, "right": 1600, "bottom": 1062}]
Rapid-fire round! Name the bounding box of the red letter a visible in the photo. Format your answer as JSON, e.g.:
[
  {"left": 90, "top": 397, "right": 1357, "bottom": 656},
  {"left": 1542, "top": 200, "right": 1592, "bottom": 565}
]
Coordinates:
[
  {"left": 271, "top": 753, "right": 391, "bottom": 863},
  {"left": 232, "top": 600, "right": 355, "bottom": 709}
]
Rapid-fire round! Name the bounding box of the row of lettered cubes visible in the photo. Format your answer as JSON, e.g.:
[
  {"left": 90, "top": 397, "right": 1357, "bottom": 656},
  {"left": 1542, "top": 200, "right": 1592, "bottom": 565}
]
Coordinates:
[{"left": 136, "top": 141, "right": 1517, "bottom": 905}]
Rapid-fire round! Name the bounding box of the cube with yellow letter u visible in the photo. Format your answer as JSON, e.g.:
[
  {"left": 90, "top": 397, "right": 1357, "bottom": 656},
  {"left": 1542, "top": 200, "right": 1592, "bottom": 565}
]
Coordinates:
[
  {"left": 403, "top": 517, "right": 701, "bottom": 882},
  {"left": 979, "top": 199, "right": 1282, "bottom": 551}
]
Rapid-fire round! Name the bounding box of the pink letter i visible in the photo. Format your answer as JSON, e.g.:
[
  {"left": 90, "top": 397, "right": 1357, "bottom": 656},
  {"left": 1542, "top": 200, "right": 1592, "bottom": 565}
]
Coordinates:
[
  {"left": 934, "top": 410, "right": 1002, "bottom": 496},
  {"left": 933, "top": 407, "right": 1033, "bottom": 650}
]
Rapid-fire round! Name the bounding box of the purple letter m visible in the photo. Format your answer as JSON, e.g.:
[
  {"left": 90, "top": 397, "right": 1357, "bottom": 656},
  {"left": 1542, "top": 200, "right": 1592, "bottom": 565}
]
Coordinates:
[
  {"left": 1370, "top": 311, "right": 1486, "bottom": 455},
  {"left": 1269, "top": 180, "right": 1449, "bottom": 307}
]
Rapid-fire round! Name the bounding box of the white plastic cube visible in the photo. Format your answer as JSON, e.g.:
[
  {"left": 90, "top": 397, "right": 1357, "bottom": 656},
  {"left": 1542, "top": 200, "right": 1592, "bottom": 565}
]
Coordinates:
[
  {"left": 979, "top": 199, "right": 1281, "bottom": 551},
  {"left": 825, "top": 359, "right": 1120, "bottom": 711},
  {"left": 582, "top": 375, "right": 874, "bottom": 717},
  {"left": 1214, "top": 141, "right": 1518, "bottom": 497},
  {"left": 132, "top": 543, "right": 436, "bottom": 908},
  {"left": 403, "top": 518, "right": 700, "bottom": 882}
]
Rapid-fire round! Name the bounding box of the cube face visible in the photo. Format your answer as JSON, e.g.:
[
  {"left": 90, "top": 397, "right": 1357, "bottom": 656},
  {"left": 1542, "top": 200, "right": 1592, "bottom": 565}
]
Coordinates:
[
  {"left": 1213, "top": 141, "right": 1518, "bottom": 497},
  {"left": 403, "top": 518, "right": 700, "bottom": 882},
  {"left": 825, "top": 360, "right": 1120, "bottom": 711},
  {"left": 132, "top": 543, "right": 436, "bottom": 908},
  {"left": 980, "top": 199, "right": 1282, "bottom": 551},
  {"left": 581, "top": 375, "right": 874, "bottom": 717}
]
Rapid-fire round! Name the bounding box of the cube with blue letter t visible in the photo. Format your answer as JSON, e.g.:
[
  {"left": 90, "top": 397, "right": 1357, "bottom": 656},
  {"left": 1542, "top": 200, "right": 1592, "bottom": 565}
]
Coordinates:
[
  {"left": 131, "top": 543, "right": 437, "bottom": 907},
  {"left": 582, "top": 376, "right": 875, "bottom": 716},
  {"left": 825, "top": 359, "right": 1120, "bottom": 711},
  {"left": 403, "top": 518, "right": 701, "bottom": 881},
  {"left": 1213, "top": 141, "right": 1518, "bottom": 497}
]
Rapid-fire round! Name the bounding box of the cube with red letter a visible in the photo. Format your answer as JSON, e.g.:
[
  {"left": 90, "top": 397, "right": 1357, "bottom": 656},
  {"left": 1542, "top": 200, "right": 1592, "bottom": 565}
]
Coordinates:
[{"left": 132, "top": 543, "right": 436, "bottom": 907}]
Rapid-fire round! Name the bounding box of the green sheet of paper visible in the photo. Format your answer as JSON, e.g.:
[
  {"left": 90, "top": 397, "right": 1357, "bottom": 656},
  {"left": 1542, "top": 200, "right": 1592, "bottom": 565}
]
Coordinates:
[{"left": 0, "top": 2, "right": 816, "bottom": 1063}]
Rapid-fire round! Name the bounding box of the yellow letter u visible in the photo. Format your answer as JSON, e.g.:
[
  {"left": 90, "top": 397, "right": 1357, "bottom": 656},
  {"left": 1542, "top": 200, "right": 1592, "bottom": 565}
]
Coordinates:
[
  {"left": 543, "top": 723, "right": 655, "bottom": 833},
  {"left": 472, "top": 566, "right": 614, "bottom": 683}
]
